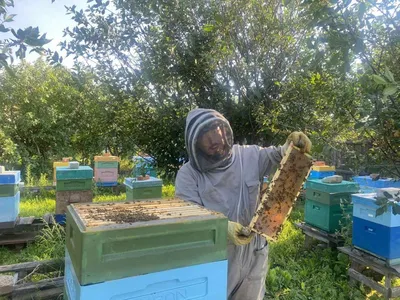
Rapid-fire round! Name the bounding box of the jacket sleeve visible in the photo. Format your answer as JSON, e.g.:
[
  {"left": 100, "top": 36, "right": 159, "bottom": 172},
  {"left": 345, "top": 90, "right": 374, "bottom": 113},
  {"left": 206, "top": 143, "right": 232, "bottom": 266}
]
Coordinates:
[
  {"left": 257, "top": 145, "right": 283, "bottom": 179},
  {"left": 175, "top": 164, "right": 203, "bottom": 206}
]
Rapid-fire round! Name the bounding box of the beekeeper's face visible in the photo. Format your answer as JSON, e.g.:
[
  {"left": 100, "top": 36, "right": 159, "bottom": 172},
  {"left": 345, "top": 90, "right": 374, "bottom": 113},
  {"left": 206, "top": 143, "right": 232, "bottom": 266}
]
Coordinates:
[{"left": 197, "top": 122, "right": 227, "bottom": 157}]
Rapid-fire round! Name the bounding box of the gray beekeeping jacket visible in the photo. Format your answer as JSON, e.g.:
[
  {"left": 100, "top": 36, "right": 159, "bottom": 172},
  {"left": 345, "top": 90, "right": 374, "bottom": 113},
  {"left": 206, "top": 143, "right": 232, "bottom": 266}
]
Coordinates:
[{"left": 175, "top": 108, "right": 283, "bottom": 300}]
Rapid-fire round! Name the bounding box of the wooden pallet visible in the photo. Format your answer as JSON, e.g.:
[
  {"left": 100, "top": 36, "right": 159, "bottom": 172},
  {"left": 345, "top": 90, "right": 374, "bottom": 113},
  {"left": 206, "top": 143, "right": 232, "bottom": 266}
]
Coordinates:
[
  {"left": 338, "top": 246, "right": 400, "bottom": 299},
  {"left": 295, "top": 222, "right": 344, "bottom": 248},
  {"left": 249, "top": 145, "right": 313, "bottom": 241},
  {"left": 0, "top": 214, "right": 55, "bottom": 248},
  {"left": 0, "top": 259, "right": 64, "bottom": 300}
]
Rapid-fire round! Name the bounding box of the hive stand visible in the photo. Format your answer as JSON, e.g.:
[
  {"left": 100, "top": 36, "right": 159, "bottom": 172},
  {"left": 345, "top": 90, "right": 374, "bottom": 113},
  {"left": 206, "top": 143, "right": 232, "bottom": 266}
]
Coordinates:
[
  {"left": 338, "top": 246, "right": 400, "bottom": 299},
  {"left": 295, "top": 222, "right": 345, "bottom": 249},
  {"left": 0, "top": 214, "right": 55, "bottom": 248},
  {"left": 0, "top": 259, "right": 64, "bottom": 300}
]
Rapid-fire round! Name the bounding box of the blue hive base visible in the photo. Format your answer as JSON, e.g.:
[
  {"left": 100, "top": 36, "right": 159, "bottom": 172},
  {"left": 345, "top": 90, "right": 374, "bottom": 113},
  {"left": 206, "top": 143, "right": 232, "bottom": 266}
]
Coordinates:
[
  {"left": 0, "top": 191, "right": 20, "bottom": 223},
  {"left": 65, "top": 249, "right": 228, "bottom": 300},
  {"left": 352, "top": 216, "right": 400, "bottom": 260},
  {"left": 95, "top": 182, "right": 118, "bottom": 187}
]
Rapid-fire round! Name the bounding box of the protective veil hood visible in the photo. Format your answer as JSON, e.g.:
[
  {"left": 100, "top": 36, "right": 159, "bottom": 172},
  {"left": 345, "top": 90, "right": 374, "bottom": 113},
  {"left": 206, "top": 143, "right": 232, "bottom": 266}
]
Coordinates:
[{"left": 185, "top": 108, "right": 234, "bottom": 172}]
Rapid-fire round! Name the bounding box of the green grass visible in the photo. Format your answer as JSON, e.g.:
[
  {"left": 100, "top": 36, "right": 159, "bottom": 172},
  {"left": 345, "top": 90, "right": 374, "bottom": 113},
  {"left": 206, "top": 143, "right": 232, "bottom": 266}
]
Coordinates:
[{"left": 2, "top": 187, "right": 400, "bottom": 299}]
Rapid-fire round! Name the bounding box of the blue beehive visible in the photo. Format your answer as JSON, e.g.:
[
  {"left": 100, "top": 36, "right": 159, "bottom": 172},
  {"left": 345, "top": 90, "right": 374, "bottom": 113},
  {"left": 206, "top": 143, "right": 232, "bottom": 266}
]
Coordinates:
[
  {"left": 352, "top": 192, "right": 400, "bottom": 264},
  {"left": 352, "top": 193, "right": 400, "bottom": 227},
  {"left": 64, "top": 249, "right": 228, "bottom": 300},
  {"left": 95, "top": 182, "right": 118, "bottom": 187},
  {"left": 0, "top": 171, "right": 21, "bottom": 185},
  {"left": 308, "top": 170, "right": 335, "bottom": 179},
  {"left": 0, "top": 191, "right": 20, "bottom": 223},
  {"left": 352, "top": 217, "right": 400, "bottom": 262},
  {"left": 353, "top": 176, "right": 400, "bottom": 188}
]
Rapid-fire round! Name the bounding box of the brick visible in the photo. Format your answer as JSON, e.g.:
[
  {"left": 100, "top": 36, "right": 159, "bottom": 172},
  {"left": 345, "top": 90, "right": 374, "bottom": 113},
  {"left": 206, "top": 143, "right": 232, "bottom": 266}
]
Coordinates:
[
  {"left": 56, "top": 191, "right": 93, "bottom": 215},
  {"left": 0, "top": 275, "right": 14, "bottom": 296}
]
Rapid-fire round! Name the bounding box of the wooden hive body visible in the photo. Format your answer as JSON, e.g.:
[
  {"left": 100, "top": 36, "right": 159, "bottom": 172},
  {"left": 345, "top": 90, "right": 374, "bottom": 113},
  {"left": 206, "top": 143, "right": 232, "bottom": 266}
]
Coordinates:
[{"left": 66, "top": 198, "right": 228, "bottom": 285}]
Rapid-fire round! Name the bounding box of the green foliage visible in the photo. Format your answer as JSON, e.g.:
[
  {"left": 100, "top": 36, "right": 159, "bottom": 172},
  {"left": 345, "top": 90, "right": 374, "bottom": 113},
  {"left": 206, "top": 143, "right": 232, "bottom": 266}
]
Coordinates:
[
  {"left": 266, "top": 203, "right": 364, "bottom": 300},
  {"left": 0, "top": 129, "right": 20, "bottom": 168},
  {"left": 0, "top": 1, "right": 52, "bottom": 69},
  {"left": 0, "top": 60, "right": 116, "bottom": 176},
  {"left": 374, "top": 190, "right": 400, "bottom": 217}
]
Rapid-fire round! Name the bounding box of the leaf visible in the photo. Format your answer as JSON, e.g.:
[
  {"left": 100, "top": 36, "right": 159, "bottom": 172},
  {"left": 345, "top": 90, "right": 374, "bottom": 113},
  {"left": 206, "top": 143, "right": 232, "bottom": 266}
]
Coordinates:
[
  {"left": 384, "top": 67, "right": 395, "bottom": 83},
  {"left": 383, "top": 191, "right": 394, "bottom": 199},
  {"left": 0, "top": 24, "right": 9, "bottom": 32},
  {"left": 372, "top": 74, "right": 387, "bottom": 85},
  {"left": 4, "top": 14, "right": 16, "bottom": 22},
  {"left": 375, "top": 196, "right": 388, "bottom": 206},
  {"left": 203, "top": 24, "right": 214, "bottom": 32},
  {"left": 358, "top": 2, "right": 367, "bottom": 20},
  {"left": 376, "top": 205, "right": 387, "bottom": 217},
  {"left": 354, "top": 38, "right": 364, "bottom": 54},
  {"left": 393, "top": 204, "right": 400, "bottom": 215},
  {"left": 15, "top": 44, "right": 27, "bottom": 59},
  {"left": 354, "top": 122, "right": 365, "bottom": 129},
  {"left": 383, "top": 85, "right": 398, "bottom": 96},
  {"left": 52, "top": 51, "right": 59, "bottom": 63}
]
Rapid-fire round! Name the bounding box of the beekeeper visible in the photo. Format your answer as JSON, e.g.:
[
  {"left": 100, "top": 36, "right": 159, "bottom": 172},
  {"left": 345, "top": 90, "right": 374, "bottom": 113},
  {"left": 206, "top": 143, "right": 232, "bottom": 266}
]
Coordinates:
[{"left": 175, "top": 108, "right": 311, "bottom": 300}]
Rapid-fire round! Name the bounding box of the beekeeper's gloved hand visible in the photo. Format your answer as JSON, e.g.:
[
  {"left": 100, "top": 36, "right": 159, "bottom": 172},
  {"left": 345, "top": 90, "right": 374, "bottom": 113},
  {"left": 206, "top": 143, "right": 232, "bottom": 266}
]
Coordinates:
[
  {"left": 228, "top": 221, "right": 255, "bottom": 246},
  {"left": 281, "top": 131, "right": 312, "bottom": 156}
]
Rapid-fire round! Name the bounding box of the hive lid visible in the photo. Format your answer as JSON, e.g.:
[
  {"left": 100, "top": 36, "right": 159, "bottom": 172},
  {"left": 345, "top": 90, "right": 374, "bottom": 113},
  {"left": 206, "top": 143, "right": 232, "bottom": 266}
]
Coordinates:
[
  {"left": 124, "top": 177, "right": 162, "bottom": 188},
  {"left": 94, "top": 153, "right": 121, "bottom": 162},
  {"left": 69, "top": 198, "right": 226, "bottom": 232}
]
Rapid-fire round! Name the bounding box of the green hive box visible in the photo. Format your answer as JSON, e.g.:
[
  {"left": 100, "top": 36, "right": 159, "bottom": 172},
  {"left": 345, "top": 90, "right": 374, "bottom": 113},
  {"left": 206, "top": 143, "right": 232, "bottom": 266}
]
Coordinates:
[
  {"left": 0, "top": 184, "right": 19, "bottom": 197},
  {"left": 306, "top": 179, "right": 359, "bottom": 193},
  {"left": 56, "top": 166, "right": 93, "bottom": 180},
  {"left": 94, "top": 161, "right": 119, "bottom": 169},
  {"left": 124, "top": 177, "right": 162, "bottom": 200},
  {"left": 56, "top": 179, "right": 92, "bottom": 192},
  {"left": 306, "top": 188, "right": 352, "bottom": 206},
  {"left": 66, "top": 199, "right": 228, "bottom": 285},
  {"left": 305, "top": 199, "right": 352, "bottom": 233}
]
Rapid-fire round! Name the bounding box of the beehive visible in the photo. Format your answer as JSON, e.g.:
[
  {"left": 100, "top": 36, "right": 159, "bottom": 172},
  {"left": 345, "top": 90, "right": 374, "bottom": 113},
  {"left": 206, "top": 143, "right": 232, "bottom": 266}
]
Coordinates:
[
  {"left": 306, "top": 179, "right": 359, "bottom": 193},
  {"left": 66, "top": 198, "right": 228, "bottom": 285},
  {"left": 53, "top": 160, "right": 70, "bottom": 184},
  {"left": 0, "top": 171, "right": 21, "bottom": 185},
  {"left": 0, "top": 168, "right": 21, "bottom": 227},
  {"left": 94, "top": 154, "right": 120, "bottom": 187},
  {"left": 64, "top": 248, "right": 228, "bottom": 300},
  {"left": 353, "top": 176, "right": 400, "bottom": 189},
  {"left": 56, "top": 165, "right": 93, "bottom": 215},
  {"left": 124, "top": 177, "right": 163, "bottom": 200},
  {"left": 94, "top": 154, "right": 121, "bottom": 162},
  {"left": 249, "top": 145, "right": 312, "bottom": 240},
  {"left": 312, "top": 165, "right": 335, "bottom": 172}
]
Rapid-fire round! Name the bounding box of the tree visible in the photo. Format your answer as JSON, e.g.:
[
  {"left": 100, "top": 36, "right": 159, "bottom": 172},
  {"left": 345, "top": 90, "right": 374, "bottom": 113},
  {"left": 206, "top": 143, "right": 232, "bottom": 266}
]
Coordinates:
[
  {"left": 0, "top": 60, "right": 108, "bottom": 174},
  {"left": 0, "top": 1, "right": 53, "bottom": 70},
  {"left": 60, "top": 0, "right": 318, "bottom": 175}
]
